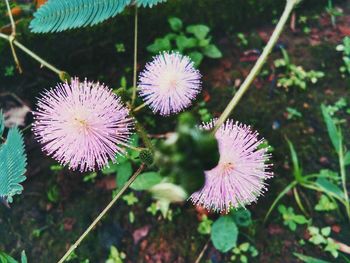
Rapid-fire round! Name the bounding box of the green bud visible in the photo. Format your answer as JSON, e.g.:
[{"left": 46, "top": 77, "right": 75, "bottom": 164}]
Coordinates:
[{"left": 139, "top": 149, "right": 154, "bottom": 166}]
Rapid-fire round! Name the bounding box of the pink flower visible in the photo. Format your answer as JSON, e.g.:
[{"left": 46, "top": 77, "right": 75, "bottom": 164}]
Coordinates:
[
  {"left": 138, "top": 52, "right": 202, "bottom": 116},
  {"left": 190, "top": 119, "right": 272, "bottom": 212},
  {"left": 33, "top": 78, "right": 133, "bottom": 172}
]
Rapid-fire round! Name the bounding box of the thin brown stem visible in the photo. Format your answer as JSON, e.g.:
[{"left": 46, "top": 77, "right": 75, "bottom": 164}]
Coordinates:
[
  {"left": 5, "top": 0, "right": 22, "bottom": 73},
  {"left": 131, "top": 5, "right": 139, "bottom": 106},
  {"left": 57, "top": 164, "right": 145, "bottom": 263},
  {"left": 214, "top": 0, "right": 299, "bottom": 132}
]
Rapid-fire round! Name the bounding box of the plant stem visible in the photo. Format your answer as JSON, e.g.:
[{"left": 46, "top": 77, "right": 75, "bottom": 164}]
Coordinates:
[
  {"left": 214, "top": 0, "right": 299, "bottom": 132},
  {"left": 131, "top": 5, "right": 139, "bottom": 106},
  {"left": 5, "top": 0, "right": 22, "bottom": 73},
  {"left": 133, "top": 102, "right": 147, "bottom": 113},
  {"left": 135, "top": 120, "right": 155, "bottom": 152},
  {"left": 338, "top": 135, "right": 350, "bottom": 220},
  {"left": 0, "top": 32, "right": 66, "bottom": 78},
  {"left": 57, "top": 164, "right": 145, "bottom": 263}
]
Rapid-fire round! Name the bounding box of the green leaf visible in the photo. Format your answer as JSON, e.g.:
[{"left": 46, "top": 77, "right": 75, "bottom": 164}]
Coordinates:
[
  {"left": 146, "top": 38, "right": 172, "bottom": 53},
  {"left": 175, "top": 36, "right": 197, "bottom": 52},
  {"left": 137, "top": 0, "right": 167, "bottom": 7},
  {"left": 0, "top": 110, "right": 4, "bottom": 137},
  {"left": 168, "top": 17, "right": 183, "bottom": 32},
  {"left": 188, "top": 51, "right": 204, "bottom": 67},
  {"left": 30, "top": 0, "right": 168, "bottom": 33},
  {"left": 293, "top": 215, "right": 309, "bottom": 224},
  {"left": 286, "top": 139, "right": 303, "bottom": 182},
  {"left": 149, "top": 182, "right": 187, "bottom": 202},
  {"left": 315, "top": 178, "right": 344, "bottom": 201},
  {"left": 30, "top": 0, "right": 132, "bottom": 33},
  {"left": 0, "top": 128, "right": 27, "bottom": 203},
  {"left": 321, "top": 227, "right": 331, "bottom": 236},
  {"left": 186, "top": 25, "right": 210, "bottom": 40},
  {"left": 130, "top": 172, "right": 162, "bottom": 190},
  {"left": 211, "top": 216, "right": 238, "bottom": 253},
  {"left": 203, "top": 44, "right": 222, "bottom": 58},
  {"left": 231, "top": 209, "right": 252, "bottom": 227},
  {"left": 321, "top": 104, "right": 340, "bottom": 153},
  {"left": 21, "top": 251, "right": 27, "bottom": 263},
  {"left": 294, "top": 253, "right": 332, "bottom": 263},
  {"left": 116, "top": 162, "right": 133, "bottom": 189},
  {"left": 0, "top": 251, "right": 18, "bottom": 263},
  {"left": 344, "top": 152, "right": 350, "bottom": 166}
]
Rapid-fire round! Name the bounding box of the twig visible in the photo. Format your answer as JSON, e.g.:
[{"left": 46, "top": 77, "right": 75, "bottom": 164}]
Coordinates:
[
  {"left": 214, "top": 0, "right": 300, "bottom": 132},
  {"left": 131, "top": 5, "right": 139, "bottom": 106},
  {"left": 57, "top": 164, "right": 145, "bottom": 263},
  {"left": 5, "top": 0, "right": 22, "bottom": 73},
  {"left": 0, "top": 32, "right": 67, "bottom": 78},
  {"left": 195, "top": 239, "right": 210, "bottom": 263}
]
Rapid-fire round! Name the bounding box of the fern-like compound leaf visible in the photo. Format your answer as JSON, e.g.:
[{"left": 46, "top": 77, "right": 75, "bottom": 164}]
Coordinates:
[
  {"left": 0, "top": 127, "right": 27, "bottom": 203},
  {"left": 0, "top": 111, "right": 4, "bottom": 137},
  {"left": 136, "top": 0, "right": 167, "bottom": 7},
  {"left": 30, "top": 0, "right": 132, "bottom": 33},
  {"left": 30, "top": 0, "right": 168, "bottom": 33}
]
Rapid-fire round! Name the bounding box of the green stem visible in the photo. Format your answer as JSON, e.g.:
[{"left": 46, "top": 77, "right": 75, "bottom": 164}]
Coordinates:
[
  {"left": 133, "top": 102, "right": 147, "bottom": 113},
  {"left": 5, "top": 0, "right": 23, "bottom": 73},
  {"left": 131, "top": 5, "right": 139, "bottom": 106},
  {"left": 0, "top": 32, "right": 66, "bottom": 78},
  {"left": 135, "top": 120, "right": 155, "bottom": 152},
  {"left": 214, "top": 0, "right": 299, "bottom": 132},
  {"left": 338, "top": 135, "right": 350, "bottom": 220},
  {"left": 57, "top": 164, "right": 145, "bottom": 263}
]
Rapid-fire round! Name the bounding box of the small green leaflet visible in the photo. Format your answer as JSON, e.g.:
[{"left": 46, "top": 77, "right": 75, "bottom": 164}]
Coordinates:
[{"left": 0, "top": 127, "right": 27, "bottom": 203}]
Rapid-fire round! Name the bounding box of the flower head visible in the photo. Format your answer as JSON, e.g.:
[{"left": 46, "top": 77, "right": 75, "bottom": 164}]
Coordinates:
[
  {"left": 190, "top": 119, "right": 272, "bottom": 212},
  {"left": 33, "top": 78, "right": 133, "bottom": 172},
  {"left": 138, "top": 52, "right": 202, "bottom": 116}
]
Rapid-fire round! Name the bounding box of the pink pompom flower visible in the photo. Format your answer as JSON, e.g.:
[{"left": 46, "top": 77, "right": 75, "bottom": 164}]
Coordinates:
[
  {"left": 33, "top": 78, "right": 133, "bottom": 172},
  {"left": 190, "top": 119, "right": 272, "bottom": 212},
  {"left": 138, "top": 52, "right": 202, "bottom": 116}
]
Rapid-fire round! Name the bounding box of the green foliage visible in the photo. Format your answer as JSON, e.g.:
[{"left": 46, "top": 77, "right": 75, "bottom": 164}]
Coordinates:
[
  {"left": 130, "top": 172, "right": 162, "bottom": 190},
  {"left": 336, "top": 36, "right": 350, "bottom": 75},
  {"left": 197, "top": 215, "right": 213, "bottom": 235},
  {"left": 211, "top": 216, "right": 238, "bottom": 253},
  {"left": 0, "top": 251, "right": 27, "bottom": 263},
  {"left": 231, "top": 209, "right": 252, "bottom": 227},
  {"left": 105, "top": 246, "right": 126, "bottom": 263},
  {"left": 307, "top": 226, "right": 340, "bottom": 258},
  {"left": 0, "top": 126, "right": 27, "bottom": 203},
  {"left": 275, "top": 49, "right": 324, "bottom": 90},
  {"left": 122, "top": 192, "right": 138, "bottom": 206},
  {"left": 154, "top": 112, "right": 219, "bottom": 194},
  {"left": 47, "top": 185, "right": 60, "bottom": 203},
  {"left": 147, "top": 17, "right": 222, "bottom": 66},
  {"left": 315, "top": 194, "right": 337, "bottom": 211},
  {"left": 325, "top": 0, "right": 343, "bottom": 28},
  {"left": 294, "top": 252, "right": 331, "bottom": 263},
  {"left": 230, "top": 242, "right": 258, "bottom": 263},
  {"left": 30, "top": 0, "right": 168, "bottom": 33},
  {"left": 321, "top": 104, "right": 340, "bottom": 153},
  {"left": 286, "top": 107, "right": 302, "bottom": 120},
  {"left": 278, "top": 205, "right": 309, "bottom": 231}
]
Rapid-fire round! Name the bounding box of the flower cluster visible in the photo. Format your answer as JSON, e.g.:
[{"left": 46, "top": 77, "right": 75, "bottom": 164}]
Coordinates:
[{"left": 32, "top": 52, "right": 273, "bottom": 213}]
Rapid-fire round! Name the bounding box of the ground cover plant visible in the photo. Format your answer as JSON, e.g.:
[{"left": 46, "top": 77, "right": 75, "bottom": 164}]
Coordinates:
[{"left": 0, "top": 0, "right": 349, "bottom": 262}]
